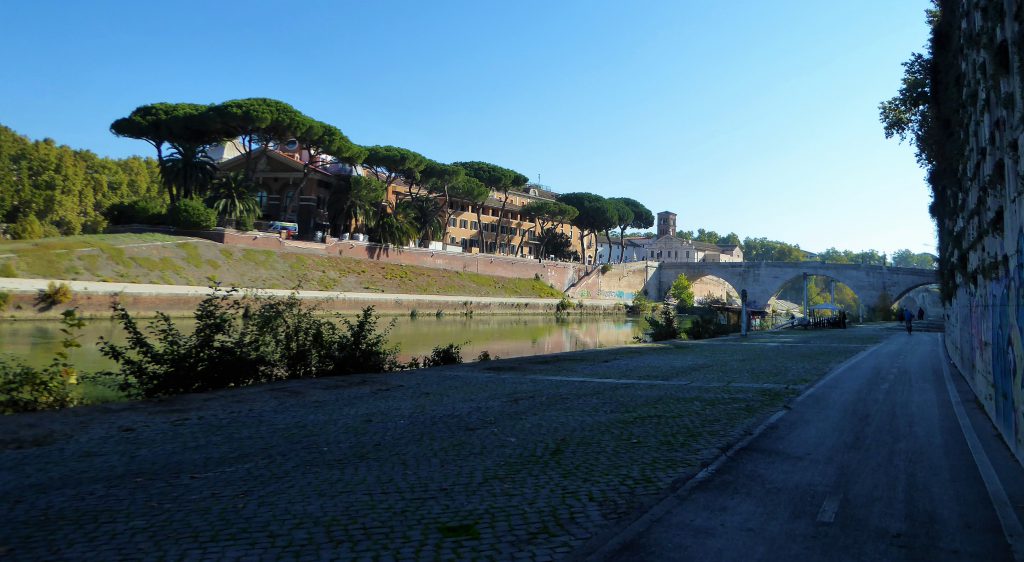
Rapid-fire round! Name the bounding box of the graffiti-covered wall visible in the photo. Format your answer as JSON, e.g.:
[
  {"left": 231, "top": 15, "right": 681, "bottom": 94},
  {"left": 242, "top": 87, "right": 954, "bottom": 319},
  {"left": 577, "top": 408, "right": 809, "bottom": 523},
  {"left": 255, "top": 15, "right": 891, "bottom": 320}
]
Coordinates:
[{"left": 940, "top": 0, "right": 1024, "bottom": 461}]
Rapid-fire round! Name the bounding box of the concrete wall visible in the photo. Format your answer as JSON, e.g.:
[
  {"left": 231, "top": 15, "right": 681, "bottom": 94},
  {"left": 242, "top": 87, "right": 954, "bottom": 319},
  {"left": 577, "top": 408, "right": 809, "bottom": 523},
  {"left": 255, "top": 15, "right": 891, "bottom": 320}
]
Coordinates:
[
  {"left": 568, "top": 262, "right": 652, "bottom": 301},
  {"left": 939, "top": 1, "right": 1024, "bottom": 462}
]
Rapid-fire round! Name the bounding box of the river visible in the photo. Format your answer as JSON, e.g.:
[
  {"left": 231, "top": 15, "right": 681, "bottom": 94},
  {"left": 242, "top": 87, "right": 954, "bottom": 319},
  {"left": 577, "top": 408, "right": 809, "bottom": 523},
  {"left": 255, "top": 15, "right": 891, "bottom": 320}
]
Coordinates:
[{"left": 0, "top": 314, "right": 648, "bottom": 372}]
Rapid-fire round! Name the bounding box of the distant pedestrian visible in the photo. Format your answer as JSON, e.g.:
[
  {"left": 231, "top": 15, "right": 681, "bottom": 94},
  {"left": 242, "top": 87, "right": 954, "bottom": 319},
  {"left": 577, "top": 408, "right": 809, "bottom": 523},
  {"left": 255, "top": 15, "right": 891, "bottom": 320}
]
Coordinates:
[
  {"left": 917, "top": 307, "right": 925, "bottom": 321},
  {"left": 904, "top": 307, "right": 913, "bottom": 335}
]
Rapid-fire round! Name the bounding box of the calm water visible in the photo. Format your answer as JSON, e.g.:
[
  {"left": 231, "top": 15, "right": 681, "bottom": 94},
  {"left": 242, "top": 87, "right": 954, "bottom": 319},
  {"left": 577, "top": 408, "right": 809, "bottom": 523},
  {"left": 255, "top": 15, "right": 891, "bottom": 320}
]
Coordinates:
[{"left": 0, "top": 315, "right": 647, "bottom": 372}]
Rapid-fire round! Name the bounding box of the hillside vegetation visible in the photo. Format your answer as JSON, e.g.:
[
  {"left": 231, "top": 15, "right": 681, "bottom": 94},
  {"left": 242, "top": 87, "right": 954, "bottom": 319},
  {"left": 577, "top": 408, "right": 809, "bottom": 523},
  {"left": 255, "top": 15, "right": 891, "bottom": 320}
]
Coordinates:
[{"left": 0, "top": 234, "right": 564, "bottom": 298}]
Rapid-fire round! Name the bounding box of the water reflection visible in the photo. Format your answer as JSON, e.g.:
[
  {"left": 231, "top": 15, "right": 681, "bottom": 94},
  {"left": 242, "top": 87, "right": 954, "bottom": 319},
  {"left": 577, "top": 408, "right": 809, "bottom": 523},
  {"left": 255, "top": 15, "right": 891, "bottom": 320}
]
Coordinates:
[{"left": 0, "top": 315, "right": 647, "bottom": 372}]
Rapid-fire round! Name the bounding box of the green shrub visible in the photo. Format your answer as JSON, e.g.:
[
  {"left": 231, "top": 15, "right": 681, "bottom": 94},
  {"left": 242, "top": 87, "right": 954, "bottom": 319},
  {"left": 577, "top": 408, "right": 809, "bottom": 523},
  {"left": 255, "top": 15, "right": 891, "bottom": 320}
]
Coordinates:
[
  {"left": 0, "top": 261, "right": 15, "bottom": 277},
  {"left": 168, "top": 198, "right": 217, "bottom": 230},
  {"left": 476, "top": 350, "right": 495, "bottom": 361},
  {"left": 556, "top": 296, "right": 575, "bottom": 313},
  {"left": 645, "top": 304, "right": 681, "bottom": 341},
  {"left": 7, "top": 215, "right": 44, "bottom": 240},
  {"left": 106, "top": 198, "right": 167, "bottom": 225},
  {"left": 600, "top": 263, "right": 613, "bottom": 274},
  {"left": 82, "top": 215, "right": 109, "bottom": 234},
  {"left": 37, "top": 281, "right": 72, "bottom": 308},
  {"left": 424, "top": 343, "right": 464, "bottom": 367},
  {"left": 99, "top": 289, "right": 400, "bottom": 398},
  {"left": 0, "top": 292, "right": 8, "bottom": 311},
  {"left": 0, "top": 309, "right": 83, "bottom": 414},
  {"left": 629, "top": 294, "right": 652, "bottom": 315},
  {"left": 235, "top": 214, "right": 255, "bottom": 232}
]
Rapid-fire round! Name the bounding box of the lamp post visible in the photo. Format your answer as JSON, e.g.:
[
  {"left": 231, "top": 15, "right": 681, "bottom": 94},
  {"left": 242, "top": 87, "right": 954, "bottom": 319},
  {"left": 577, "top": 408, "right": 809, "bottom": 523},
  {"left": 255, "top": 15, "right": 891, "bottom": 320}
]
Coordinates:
[{"left": 741, "top": 289, "right": 748, "bottom": 337}]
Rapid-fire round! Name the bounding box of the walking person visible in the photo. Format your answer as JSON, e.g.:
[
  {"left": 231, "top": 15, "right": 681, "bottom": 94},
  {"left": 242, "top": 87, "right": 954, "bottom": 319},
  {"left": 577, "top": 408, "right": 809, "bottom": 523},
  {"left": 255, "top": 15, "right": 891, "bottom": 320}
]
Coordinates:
[{"left": 904, "top": 307, "right": 913, "bottom": 335}]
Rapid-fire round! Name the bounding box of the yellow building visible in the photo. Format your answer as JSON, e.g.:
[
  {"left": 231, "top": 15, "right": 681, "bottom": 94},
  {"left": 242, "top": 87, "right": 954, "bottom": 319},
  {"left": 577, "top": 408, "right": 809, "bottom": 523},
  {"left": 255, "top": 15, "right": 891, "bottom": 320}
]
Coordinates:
[{"left": 392, "top": 181, "right": 596, "bottom": 260}]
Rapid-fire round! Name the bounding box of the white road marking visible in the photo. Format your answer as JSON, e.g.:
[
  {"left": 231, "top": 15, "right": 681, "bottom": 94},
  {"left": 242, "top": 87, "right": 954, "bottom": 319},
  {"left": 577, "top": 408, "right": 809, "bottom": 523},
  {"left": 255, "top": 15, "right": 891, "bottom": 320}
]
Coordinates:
[{"left": 816, "top": 493, "right": 841, "bottom": 523}]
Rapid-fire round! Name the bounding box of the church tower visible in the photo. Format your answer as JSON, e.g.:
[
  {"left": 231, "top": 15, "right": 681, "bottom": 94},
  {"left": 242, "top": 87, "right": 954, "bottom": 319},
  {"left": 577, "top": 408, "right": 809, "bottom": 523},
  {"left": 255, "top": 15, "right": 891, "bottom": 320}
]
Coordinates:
[{"left": 657, "top": 211, "right": 677, "bottom": 238}]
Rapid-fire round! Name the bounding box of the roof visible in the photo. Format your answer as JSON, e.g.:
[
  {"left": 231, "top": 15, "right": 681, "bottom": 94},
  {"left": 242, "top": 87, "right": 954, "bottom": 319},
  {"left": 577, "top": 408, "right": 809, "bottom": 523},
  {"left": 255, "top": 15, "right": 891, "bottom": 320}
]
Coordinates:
[{"left": 217, "top": 149, "right": 336, "bottom": 179}]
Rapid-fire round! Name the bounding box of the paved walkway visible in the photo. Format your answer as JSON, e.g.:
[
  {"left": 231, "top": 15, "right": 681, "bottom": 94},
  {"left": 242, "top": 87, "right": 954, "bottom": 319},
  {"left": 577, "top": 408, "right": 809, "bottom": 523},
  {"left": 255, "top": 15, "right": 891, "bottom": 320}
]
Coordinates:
[
  {"left": 595, "top": 332, "right": 1024, "bottom": 561},
  {"left": 0, "top": 277, "right": 580, "bottom": 306},
  {"left": 0, "top": 328, "right": 880, "bottom": 561}
]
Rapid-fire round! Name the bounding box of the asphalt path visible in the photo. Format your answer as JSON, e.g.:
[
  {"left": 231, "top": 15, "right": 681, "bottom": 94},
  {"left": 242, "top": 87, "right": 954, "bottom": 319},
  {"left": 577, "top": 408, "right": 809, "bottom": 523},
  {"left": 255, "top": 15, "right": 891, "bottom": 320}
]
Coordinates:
[{"left": 597, "top": 331, "right": 1022, "bottom": 561}]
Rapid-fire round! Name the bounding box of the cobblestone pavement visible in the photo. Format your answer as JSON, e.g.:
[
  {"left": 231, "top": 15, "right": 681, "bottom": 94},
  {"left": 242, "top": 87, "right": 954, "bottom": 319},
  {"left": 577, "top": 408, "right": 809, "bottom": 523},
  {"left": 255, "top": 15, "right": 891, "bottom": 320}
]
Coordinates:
[{"left": 0, "top": 327, "right": 888, "bottom": 561}]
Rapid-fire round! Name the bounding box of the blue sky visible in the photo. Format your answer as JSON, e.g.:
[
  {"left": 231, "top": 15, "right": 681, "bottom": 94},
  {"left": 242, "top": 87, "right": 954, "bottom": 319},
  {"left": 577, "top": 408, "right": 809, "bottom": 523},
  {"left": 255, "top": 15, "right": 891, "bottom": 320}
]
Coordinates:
[{"left": 1, "top": 0, "right": 934, "bottom": 255}]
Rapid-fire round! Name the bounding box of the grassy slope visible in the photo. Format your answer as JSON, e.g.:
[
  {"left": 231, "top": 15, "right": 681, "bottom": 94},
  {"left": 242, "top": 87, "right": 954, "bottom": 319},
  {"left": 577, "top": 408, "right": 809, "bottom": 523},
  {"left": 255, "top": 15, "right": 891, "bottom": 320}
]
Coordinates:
[{"left": 0, "top": 234, "right": 564, "bottom": 298}]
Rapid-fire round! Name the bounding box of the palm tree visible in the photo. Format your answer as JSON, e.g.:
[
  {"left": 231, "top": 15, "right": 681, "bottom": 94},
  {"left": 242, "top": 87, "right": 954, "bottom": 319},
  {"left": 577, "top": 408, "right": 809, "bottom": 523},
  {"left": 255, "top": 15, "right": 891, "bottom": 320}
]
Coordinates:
[
  {"left": 405, "top": 195, "right": 445, "bottom": 248},
  {"left": 206, "top": 172, "right": 260, "bottom": 227},
  {"left": 374, "top": 202, "right": 417, "bottom": 246},
  {"left": 161, "top": 144, "right": 218, "bottom": 200},
  {"left": 328, "top": 175, "right": 384, "bottom": 235}
]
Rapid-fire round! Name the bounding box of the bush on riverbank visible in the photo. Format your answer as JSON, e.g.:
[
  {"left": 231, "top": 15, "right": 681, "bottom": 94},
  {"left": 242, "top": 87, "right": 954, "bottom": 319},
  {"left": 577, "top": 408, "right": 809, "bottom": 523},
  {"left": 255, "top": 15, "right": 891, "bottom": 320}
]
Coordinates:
[
  {"left": 99, "top": 288, "right": 404, "bottom": 398},
  {"left": 0, "top": 309, "right": 84, "bottom": 413}
]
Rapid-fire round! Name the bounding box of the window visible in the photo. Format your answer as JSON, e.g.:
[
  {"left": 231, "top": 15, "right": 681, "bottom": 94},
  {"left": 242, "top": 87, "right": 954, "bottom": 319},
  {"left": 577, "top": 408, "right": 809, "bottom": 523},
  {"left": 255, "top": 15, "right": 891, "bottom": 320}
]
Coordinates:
[
  {"left": 449, "top": 218, "right": 457, "bottom": 227},
  {"left": 283, "top": 191, "right": 295, "bottom": 218},
  {"left": 686, "top": 251, "right": 690, "bottom": 259},
  {"left": 471, "top": 221, "right": 478, "bottom": 230},
  {"left": 256, "top": 191, "right": 268, "bottom": 210},
  {"left": 459, "top": 219, "right": 468, "bottom": 229},
  {"left": 511, "top": 244, "right": 517, "bottom": 255},
  {"left": 450, "top": 236, "right": 456, "bottom": 244}
]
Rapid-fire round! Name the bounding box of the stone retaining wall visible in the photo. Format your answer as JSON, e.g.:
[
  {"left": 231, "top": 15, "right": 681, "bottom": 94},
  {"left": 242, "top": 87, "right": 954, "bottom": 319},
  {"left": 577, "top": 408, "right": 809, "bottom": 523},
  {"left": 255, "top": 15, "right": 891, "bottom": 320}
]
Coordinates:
[
  {"left": 109, "top": 226, "right": 586, "bottom": 291},
  {"left": 938, "top": 0, "right": 1024, "bottom": 462}
]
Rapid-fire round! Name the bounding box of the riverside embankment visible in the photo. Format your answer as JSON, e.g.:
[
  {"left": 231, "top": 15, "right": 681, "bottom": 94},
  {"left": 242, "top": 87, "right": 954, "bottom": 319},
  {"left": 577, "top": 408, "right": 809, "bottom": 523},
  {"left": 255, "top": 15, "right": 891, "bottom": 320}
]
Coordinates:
[
  {"left": 0, "top": 233, "right": 627, "bottom": 318},
  {"left": 0, "top": 278, "right": 626, "bottom": 319},
  {"left": 0, "top": 326, "right": 892, "bottom": 561}
]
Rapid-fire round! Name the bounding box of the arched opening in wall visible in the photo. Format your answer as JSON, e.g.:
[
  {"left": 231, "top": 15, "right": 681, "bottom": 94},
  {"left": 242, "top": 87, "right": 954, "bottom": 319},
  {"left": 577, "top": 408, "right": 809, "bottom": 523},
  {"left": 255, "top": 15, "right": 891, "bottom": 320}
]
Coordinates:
[
  {"left": 770, "top": 274, "right": 862, "bottom": 325},
  {"left": 691, "top": 274, "right": 741, "bottom": 307},
  {"left": 894, "top": 284, "right": 941, "bottom": 321},
  {"left": 675, "top": 273, "right": 746, "bottom": 337}
]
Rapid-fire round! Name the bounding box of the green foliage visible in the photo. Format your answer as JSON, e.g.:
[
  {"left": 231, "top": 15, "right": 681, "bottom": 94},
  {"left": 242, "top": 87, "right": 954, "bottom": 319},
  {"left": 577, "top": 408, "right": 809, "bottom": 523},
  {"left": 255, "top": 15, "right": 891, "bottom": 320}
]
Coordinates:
[
  {"left": 423, "top": 343, "right": 464, "bottom": 367},
  {"left": 7, "top": 214, "right": 44, "bottom": 240},
  {"left": 891, "top": 248, "right": 937, "bottom": 269},
  {"left": 536, "top": 227, "right": 574, "bottom": 261},
  {"left": 629, "top": 294, "right": 652, "bottom": 315},
  {"left": 558, "top": 192, "right": 617, "bottom": 263},
  {"left": 685, "top": 313, "right": 720, "bottom": 340},
  {"left": 0, "top": 261, "right": 16, "bottom": 277},
  {"left": 38, "top": 281, "right": 72, "bottom": 307},
  {"left": 404, "top": 195, "right": 445, "bottom": 247},
  {"left": 1, "top": 124, "right": 165, "bottom": 236},
  {"left": 374, "top": 205, "right": 417, "bottom": 246},
  {"left": 452, "top": 161, "right": 529, "bottom": 192},
  {"left": 207, "top": 172, "right": 260, "bottom": 223},
  {"left": 364, "top": 145, "right": 429, "bottom": 188},
  {"left": 106, "top": 197, "right": 167, "bottom": 225},
  {"left": 556, "top": 295, "right": 575, "bottom": 313},
  {"left": 476, "top": 350, "right": 496, "bottom": 361},
  {"left": 741, "top": 237, "right": 806, "bottom": 262},
  {"left": 98, "top": 289, "right": 402, "bottom": 399},
  {"left": 168, "top": 198, "right": 217, "bottom": 229},
  {"left": 609, "top": 197, "right": 653, "bottom": 262},
  {"left": 0, "top": 308, "right": 84, "bottom": 413},
  {"left": 645, "top": 304, "right": 680, "bottom": 341},
  {"left": 329, "top": 175, "right": 385, "bottom": 235},
  {"left": 0, "top": 291, "right": 8, "bottom": 311},
  {"left": 236, "top": 214, "right": 255, "bottom": 231},
  {"left": 600, "top": 263, "right": 613, "bottom": 274},
  {"left": 669, "top": 274, "right": 695, "bottom": 308}
]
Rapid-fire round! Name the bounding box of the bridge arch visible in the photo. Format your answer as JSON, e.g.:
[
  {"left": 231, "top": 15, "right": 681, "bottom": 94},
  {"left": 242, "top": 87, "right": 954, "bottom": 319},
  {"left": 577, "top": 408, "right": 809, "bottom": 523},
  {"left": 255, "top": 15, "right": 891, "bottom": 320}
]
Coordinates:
[{"left": 654, "top": 262, "right": 939, "bottom": 315}]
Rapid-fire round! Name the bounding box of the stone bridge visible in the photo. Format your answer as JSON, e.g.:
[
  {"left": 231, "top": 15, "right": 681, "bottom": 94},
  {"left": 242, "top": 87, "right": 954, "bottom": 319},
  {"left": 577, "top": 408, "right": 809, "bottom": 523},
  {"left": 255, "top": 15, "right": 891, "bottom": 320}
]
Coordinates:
[
  {"left": 572, "top": 261, "right": 938, "bottom": 311},
  {"left": 652, "top": 262, "right": 938, "bottom": 310}
]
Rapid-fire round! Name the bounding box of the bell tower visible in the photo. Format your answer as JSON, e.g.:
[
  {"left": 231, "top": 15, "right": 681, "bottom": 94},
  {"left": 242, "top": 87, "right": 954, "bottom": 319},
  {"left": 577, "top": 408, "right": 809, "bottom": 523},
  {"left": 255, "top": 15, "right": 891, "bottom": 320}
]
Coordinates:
[{"left": 657, "top": 211, "right": 677, "bottom": 238}]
